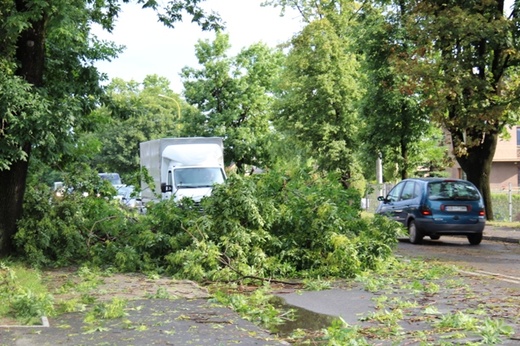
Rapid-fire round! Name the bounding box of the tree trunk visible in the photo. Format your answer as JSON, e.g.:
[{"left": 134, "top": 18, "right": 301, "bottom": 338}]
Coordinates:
[
  {"left": 400, "top": 138, "right": 408, "bottom": 179},
  {"left": 0, "top": 0, "right": 46, "bottom": 256},
  {"left": 453, "top": 131, "right": 497, "bottom": 221},
  {"left": 0, "top": 144, "right": 31, "bottom": 256}
]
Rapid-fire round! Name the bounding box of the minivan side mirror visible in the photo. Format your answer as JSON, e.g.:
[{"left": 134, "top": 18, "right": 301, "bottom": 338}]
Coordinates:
[{"left": 377, "top": 196, "right": 387, "bottom": 202}]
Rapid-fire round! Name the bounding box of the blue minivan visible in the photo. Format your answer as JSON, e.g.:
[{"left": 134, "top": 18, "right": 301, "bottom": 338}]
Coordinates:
[{"left": 376, "top": 178, "right": 486, "bottom": 245}]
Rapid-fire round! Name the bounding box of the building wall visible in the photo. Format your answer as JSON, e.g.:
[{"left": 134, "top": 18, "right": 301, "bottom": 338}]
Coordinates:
[
  {"left": 494, "top": 126, "right": 518, "bottom": 160},
  {"left": 490, "top": 162, "right": 518, "bottom": 190}
]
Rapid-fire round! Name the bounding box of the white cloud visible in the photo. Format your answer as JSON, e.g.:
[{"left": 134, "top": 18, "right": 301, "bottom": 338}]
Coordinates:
[{"left": 93, "top": 0, "right": 302, "bottom": 92}]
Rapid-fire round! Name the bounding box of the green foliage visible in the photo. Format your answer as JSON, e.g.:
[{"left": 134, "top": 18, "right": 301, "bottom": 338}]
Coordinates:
[
  {"left": 182, "top": 32, "right": 284, "bottom": 171},
  {"left": 0, "top": 262, "right": 55, "bottom": 324},
  {"left": 15, "top": 168, "right": 137, "bottom": 268},
  {"left": 85, "top": 298, "right": 127, "bottom": 321},
  {"left": 273, "top": 6, "right": 363, "bottom": 186},
  {"left": 211, "top": 284, "right": 285, "bottom": 330},
  {"left": 164, "top": 174, "right": 279, "bottom": 280},
  {"left": 478, "top": 318, "right": 514, "bottom": 344},
  {"left": 16, "top": 165, "right": 399, "bottom": 282},
  {"left": 88, "top": 76, "right": 190, "bottom": 176},
  {"left": 323, "top": 317, "right": 370, "bottom": 346},
  {"left": 0, "top": 73, "right": 51, "bottom": 170},
  {"left": 0, "top": 0, "right": 222, "bottom": 257},
  {"left": 490, "top": 192, "right": 520, "bottom": 221},
  {"left": 356, "top": 1, "right": 435, "bottom": 181},
  {"left": 379, "top": 0, "right": 520, "bottom": 218},
  {"left": 163, "top": 168, "right": 398, "bottom": 280},
  {"left": 434, "top": 311, "right": 514, "bottom": 345}
]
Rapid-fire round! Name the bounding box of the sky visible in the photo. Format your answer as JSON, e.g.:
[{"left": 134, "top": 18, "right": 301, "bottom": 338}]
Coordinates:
[{"left": 93, "top": 0, "right": 303, "bottom": 92}]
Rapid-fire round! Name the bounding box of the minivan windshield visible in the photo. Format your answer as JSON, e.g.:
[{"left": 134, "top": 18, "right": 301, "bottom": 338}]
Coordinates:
[{"left": 427, "top": 181, "right": 480, "bottom": 201}]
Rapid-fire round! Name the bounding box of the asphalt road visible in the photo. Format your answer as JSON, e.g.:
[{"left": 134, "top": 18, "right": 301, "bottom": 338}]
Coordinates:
[
  {"left": 395, "top": 236, "right": 520, "bottom": 281},
  {"left": 0, "top": 298, "right": 285, "bottom": 346},
  {"left": 276, "top": 234, "right": 520, "bottom": 345},
  {"left": 2, "top": 229, "right": 519, "bottom": 345}
]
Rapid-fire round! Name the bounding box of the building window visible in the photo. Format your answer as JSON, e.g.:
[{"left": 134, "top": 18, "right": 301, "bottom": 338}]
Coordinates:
[{"left": 517, "top": 127, "right": 520, "bottom": 146}]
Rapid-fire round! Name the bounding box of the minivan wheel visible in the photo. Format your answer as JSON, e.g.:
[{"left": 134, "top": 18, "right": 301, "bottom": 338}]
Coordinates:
[
  {"left": 408, "top": 220, "right": 423, "bottom": 244},
  {"left": 467, "top": 233, "right": 483, "bottom": 245}
]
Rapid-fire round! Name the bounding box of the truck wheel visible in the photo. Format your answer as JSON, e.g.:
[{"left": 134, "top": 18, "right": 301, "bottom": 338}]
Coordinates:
[
  {"left": 467, "top": 233, "right": 482, "bottom": 245},
  {"left": 408, "top": 220, "right": 423, "bottom": 244}
]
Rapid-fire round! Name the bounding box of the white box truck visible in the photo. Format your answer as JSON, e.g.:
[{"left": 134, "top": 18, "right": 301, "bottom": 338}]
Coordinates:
[{"left": 139, "top": 137, "right": 226, "bottom": 204}]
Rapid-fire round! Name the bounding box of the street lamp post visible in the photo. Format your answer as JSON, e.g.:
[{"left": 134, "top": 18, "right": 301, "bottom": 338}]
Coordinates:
[{"left": 158, "top": 94, "right": 181, "bottom": 119}]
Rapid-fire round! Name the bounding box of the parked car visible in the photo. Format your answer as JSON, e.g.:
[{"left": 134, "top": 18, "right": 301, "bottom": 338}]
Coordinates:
[
  {"left": 99, "top": 172, "right": 123, "bottom": 186},
  {"left": 114, "top": 185, "right": 139, "bottom": 209},
  {"left": 376, "top": 178, "right": 486, "bottom": 245}
]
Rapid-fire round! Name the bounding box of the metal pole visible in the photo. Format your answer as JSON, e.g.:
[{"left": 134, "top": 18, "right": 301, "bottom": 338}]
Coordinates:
[
  {"left": 376, "top": 152, "right": 383, "bottom": 196},
  {"left": 158, "top": 94, "right": 181, "bottom": 119},
  {"left": 509, "top": 182, "right": 513, "bottom": 222}
]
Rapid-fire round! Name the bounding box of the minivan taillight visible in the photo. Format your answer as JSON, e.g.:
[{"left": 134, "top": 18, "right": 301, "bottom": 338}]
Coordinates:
[
  {"left": 420, "top": 205, "right": 432, "bottom": 216},
  {"left": 479, "top": 208, "right": 485, "bottom": 217}
]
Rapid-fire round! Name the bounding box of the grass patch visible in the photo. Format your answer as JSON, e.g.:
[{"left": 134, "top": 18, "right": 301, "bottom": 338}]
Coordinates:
[
  {"left": 486, "top": 220, "right": 520, "bottom": 228},
  {"left": 0, "top": 261, "right": 54, "bottom": 325}
]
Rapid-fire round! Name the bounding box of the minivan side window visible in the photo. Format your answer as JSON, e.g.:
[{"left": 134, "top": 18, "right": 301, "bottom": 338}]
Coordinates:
[
  {"left": 400, "top": 182, "right": 417, "bottom": 200},
  {"left": 414, "top": 182, "right": 422, "bottom": 198},
  {"left": 387, "top": 182, "right": 405, "bottom": 202}
]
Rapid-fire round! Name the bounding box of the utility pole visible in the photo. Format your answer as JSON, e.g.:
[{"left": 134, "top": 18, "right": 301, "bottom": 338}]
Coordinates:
[{"left": 376, "top": 152, "right": 383, "bottom": 196}]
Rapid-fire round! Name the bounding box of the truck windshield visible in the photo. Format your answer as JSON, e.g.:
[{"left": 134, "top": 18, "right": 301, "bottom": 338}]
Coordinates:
[{"left": 174, "top": 168, "right": 225, "bottom": 188}]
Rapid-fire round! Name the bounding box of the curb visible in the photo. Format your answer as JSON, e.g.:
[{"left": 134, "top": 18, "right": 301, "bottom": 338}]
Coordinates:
[
  {"left": 483, "top": 235, "right": 520, "bottom": 244},
  {"left": 0, "top": 316, "right": 49, "bottom": 328}
]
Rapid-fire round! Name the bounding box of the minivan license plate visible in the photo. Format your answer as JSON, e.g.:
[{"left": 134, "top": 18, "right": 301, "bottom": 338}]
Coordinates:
[{"left": 445, "top": 205, "right": 467, "bottom": 212}]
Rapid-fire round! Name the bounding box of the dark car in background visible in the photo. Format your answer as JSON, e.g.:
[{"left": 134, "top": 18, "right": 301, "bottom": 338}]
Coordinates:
[{"left": 376, "top": 178, "right": 486, "bottom": 245}]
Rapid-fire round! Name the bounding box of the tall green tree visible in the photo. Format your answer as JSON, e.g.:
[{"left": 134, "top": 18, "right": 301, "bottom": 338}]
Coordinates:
[
  {"left": 89, "top": 75, "right": 190, "bottom": 178},
  {"left": 392, "top": 0, "right": 520, "bottom": 219},
  {"left": 272, "top": 0, "right": 364, "bottom": 188},
  {"left": 357, "top": 1, "right": 440, "bottom": 181},
  {"left": 0, "top": 0, "right": 221, "bottom": 255},
  {"left": 181, "top": 32, "right": 284, "bottom": 172}
]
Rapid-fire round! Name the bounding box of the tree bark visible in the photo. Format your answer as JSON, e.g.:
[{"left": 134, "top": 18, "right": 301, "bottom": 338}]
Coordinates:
[
  {"left": 0, "top": 0, "right": 46, "bottom": 256},
  {"left": 453, "top": 130, "right": 497, "bottom": 221},
  {"left": 0, "top": 144, "right": 31, "bottom": 255}
]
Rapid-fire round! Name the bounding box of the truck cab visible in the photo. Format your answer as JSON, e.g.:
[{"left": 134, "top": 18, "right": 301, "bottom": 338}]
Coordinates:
[{"left": 161, "top": 166, "right": 226, "bottom": 202}]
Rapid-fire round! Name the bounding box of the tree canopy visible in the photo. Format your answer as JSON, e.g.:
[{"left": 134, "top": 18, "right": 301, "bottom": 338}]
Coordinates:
[
  {"left": 0, "top": 0, "right": 222, "bottom": 255},
  {"left": 273, "top": 0, "right": 364, "bottom": 188},
  {"left": 181, "top": 32, "right": 285, "bottom": 172},
  {"left": 87, "top": 75, "right": 188, "bottom": 178},
  {"left": 391, "top": 0, "right": 520, "bottom": 219},
  {"left": 357, "top": 1, "right": 447, "bottom": 181}
]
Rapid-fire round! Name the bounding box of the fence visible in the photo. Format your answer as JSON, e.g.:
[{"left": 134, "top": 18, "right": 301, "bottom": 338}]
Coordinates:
[{"left": 361, "top": 182, "right": 520, "bottom": 222}]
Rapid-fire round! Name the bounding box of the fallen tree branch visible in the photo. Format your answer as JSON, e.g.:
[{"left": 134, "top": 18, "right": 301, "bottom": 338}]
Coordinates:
[{"left": 217, "top": 253, "right": 301, "bottom": 286}]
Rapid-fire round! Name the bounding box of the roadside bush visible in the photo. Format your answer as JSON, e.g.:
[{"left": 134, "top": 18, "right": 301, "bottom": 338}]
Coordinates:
[
  {"left": 15, "top": 182, "right": 135, "bottom": 267},
  {"left": 164, "top": 174, "right": 280, "bottom": 280},
  {"left": 164, "top": 168, "right": 400, "bottom": 280},
  {"left": 491, "top": 192, "right": 520, "bottom": 221},
  {"left": 16, "top": 166, "right": 400, "bottom": 281},
  {"left": 259, "top": 168, "right": 399, "bottom": 277}
]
